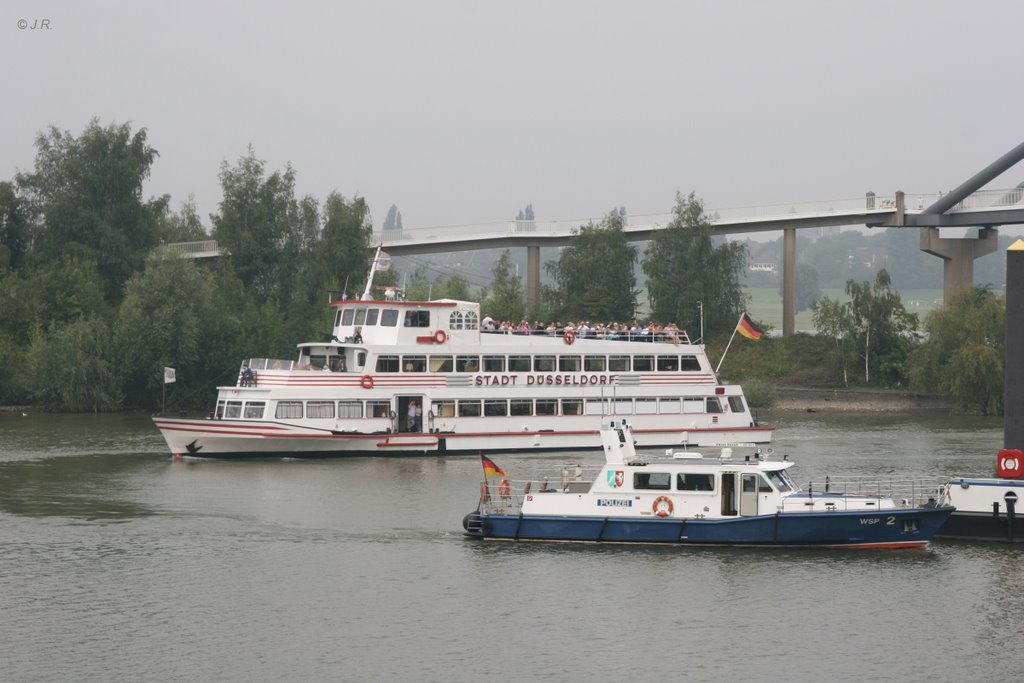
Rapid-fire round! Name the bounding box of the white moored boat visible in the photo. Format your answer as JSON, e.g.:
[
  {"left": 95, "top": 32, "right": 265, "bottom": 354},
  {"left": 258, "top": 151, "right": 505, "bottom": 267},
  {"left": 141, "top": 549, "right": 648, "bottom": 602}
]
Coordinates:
[{"left": 153, "top": 251, "right": 773, "bottom": 458}]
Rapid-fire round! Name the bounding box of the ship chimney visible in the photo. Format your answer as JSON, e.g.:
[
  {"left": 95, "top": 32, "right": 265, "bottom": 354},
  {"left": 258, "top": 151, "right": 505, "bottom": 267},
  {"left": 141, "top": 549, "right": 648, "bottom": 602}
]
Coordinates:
[{"left": 1006, "top": 239, "right": 1024, "bottom": 450}]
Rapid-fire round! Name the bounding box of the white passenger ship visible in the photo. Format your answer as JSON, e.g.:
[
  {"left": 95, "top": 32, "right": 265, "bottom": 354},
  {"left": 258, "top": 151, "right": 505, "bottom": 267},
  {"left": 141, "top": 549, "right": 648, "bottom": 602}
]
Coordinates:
[{"left": 153, "top": 259, "right": 773, "bottom": 458}]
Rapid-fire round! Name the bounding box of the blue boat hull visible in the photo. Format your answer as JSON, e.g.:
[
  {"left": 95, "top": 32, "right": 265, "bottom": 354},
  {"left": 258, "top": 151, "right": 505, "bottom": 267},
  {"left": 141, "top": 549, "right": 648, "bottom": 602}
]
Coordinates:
[{"left": 467, "top": 507, "right": 953, "bottom": 548}]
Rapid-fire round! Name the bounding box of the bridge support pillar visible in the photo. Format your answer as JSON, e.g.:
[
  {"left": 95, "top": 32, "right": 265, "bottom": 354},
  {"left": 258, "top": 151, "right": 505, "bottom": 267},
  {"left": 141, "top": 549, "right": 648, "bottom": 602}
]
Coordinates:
[
  {"left": 920, "top": 227, "right": 998, "bottom": 303},
  {"left": 782, "top": 228, "right": 796, "bottom": 336},
  {"left": 526, "top": 245, "right": 540, "bottom": 312}
]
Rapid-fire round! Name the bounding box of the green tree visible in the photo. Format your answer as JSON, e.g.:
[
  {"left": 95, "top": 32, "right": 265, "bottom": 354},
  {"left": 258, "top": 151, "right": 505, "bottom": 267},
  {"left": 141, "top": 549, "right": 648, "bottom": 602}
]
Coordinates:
[
  {"left": 0, "top": 181, "right": 30, "bottom": 271},
  {"left": 811, "top": 296, "right": 855, "bottom": 386},
  {"left": 547, "top": 209, "right": 638, "bottom": 321},
  {"left": 642, "top": 192, "right": 747, "bottom": 333},
  {"left": 909, "top": 287, "right": 1004, "bottom": 414},
  {"left": 482, "top": 250, "right": 524, "bottom": 321},
  {"left": 16, "top": 119, "right": 168, "bottom": 301},
  {"left": 25, "top": 317, "right": 122, "bottom": 411},
  {"left": 160, "top": 196, "right": 208, "bottom": 243},
  {"left": 320, "top": 192, "right": 373, "bottom": 298}
]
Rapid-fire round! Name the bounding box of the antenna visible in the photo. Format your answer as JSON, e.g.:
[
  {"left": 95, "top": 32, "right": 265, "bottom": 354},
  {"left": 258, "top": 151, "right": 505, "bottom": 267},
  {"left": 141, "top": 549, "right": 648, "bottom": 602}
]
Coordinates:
[{"left": 361, "top": 245, "right": 383, "bottom": 301}]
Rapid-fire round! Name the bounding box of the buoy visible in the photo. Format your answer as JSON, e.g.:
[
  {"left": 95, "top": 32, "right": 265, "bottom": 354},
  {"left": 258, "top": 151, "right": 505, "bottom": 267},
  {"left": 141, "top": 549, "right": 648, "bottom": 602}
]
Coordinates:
[{"left": 996, "top": 448, "right": 1024, "bottom": 479}]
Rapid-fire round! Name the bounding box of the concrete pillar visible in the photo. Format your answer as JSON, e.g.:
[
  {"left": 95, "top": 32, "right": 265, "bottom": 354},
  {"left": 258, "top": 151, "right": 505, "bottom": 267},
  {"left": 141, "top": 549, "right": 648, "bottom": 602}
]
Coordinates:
[
  {"left": 1007, "top": 239, "right": 1024, "bottom": 451},
  {"left": 526, "top": 245, "right": 540, "bottom": 312},
  {"left": 783, "top": 228, "right": 796, "bottom": 336},
  {"left": 919, "top": 227, "right": 999, "bottom": 303}
]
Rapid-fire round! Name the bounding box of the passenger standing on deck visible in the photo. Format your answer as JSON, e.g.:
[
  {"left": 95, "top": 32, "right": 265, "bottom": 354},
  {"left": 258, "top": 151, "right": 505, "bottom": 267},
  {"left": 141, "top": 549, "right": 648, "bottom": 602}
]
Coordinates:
[{"left": 407, "top": 399, "right": 421, "bottom": 432}]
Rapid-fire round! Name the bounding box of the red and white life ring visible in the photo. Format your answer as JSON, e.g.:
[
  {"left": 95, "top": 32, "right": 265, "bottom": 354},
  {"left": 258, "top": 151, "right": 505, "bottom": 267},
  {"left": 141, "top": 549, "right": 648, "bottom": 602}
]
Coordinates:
[
  {"left": 996, "top": 448, "right": 1024, "bottom": 479},
  {"left": 563, "top": 330, "right": 576, "bottom": 345},
  {"left": 360, "top": 375, "right": 374, "bottom": 390},
  {"left": 498, "top": 479, "right": 512, "bottom": 499},
  {"left": 434, "top": 329, "right": 447, "bottom": 344},
  {"left": 652, "top": 495, "right": 674, "bottom": 518}
]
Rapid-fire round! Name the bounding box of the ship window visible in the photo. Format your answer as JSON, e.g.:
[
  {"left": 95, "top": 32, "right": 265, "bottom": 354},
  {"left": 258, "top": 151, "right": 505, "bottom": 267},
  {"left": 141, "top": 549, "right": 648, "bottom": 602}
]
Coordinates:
[
  {"left": 659, "top": 398, "right": 681, "bottom": 414},
  {"left": 215, "top": 399, "right": 225, "bottom": 419},
  {"left": 338, "top": 400, "right": 363, "bottom": 418},
  {"left": 534, "top": 355, "right": 555, "bottom": 372},
  {"left": 310, "top": 354, "right": 327, "bottom": 370},
  {"left": 561, "top": 399, "right": 583, "bottom": 416},
  {"left": 608, "top": 355, "right": 630, "bottom": 371},
  {"left": 433, "top": 400, "right": 455, "bottom": 417},
  {"left": 307, "top": 401, "right": 335, "bottom": 419},
  {"left": 365, "top": 309, "right": 379, "bottom": 326},
  {"left": 634, "top": 472, "right": 671, "bottom": 490},
  {"left": 483, "top": 355, "right": 505, "bottom": 372},
  {"left": 536, "top": 399, "right": 557, "bottom": 416},
  {"left": 357, "top": 351, "right": 366, "bottom": 367},
  {"left": 510, "top": 399, "right": 532, "bottom": 416},
  {"left": 429, "top": 355, "right": 453, "bottom": 372},
  {"left": 614, "top": 399, "right": 633, "bottom": 414},
  {"left": 376, "top": 355, "right": 400, "bottom": 372},
  {"left": 484, "top": 400, "right": 507, "bottom": 417},
  {"left": 657, "top": 355, "right": 678, "bottom": 371},
  {"left": 559, "top": 356, "right": 581, "bottom": 372},
  {"left": 636, "top": 399, "right": 657, "bottom": 415},
  {"left": 683, "top": 398, "right": 704, "bottom": 414},
  {"left": 632, "top": 355, "right": 654, "bottom": 371},
  {"left": 759, "top": 476, "right": 773, "bottom": 493},
  {"left": 275, "top": 401, "right": 303, "bottom": 419},
  {"left": 766, "top": 470, "right": 793, "bottom": 492},
  {"left": 728, "top": 396, "right": 746, "bottom": 413},
  {"left": 449, "top": 311, "right": 464, "bottom": 330},
  {"left": 403, "top": 355, "right": 426, "bottom": 372},
  {"left": 458, "top": 400, "right": 482, "bottom": 417},
  {"left": 508, "top": 355, "right": 531, "bottom": 372},
  {"left": 367, "top": 400, "right": 390, "bottom": 418},
  {"left": 404, "top": 310, "right": 431, "bottom": 327},
  {"left": 456, "top": 355, "right": 480, "bottom": 372},
  {"left": 584, "top": 356, "right": 606, "bottom": 372},
  {"left": 380, "top": 309, "right": 399, "bottom": 327},
  {"left": 354, "top": 309, "right": 366, "bottom": 325},
  {"left": 224, "top": 401, "right": 243, "bottom": 418},
  {"left": 243, "top": 401, "right": 265, "bottom": 419},
  {"left": 341, "top": 308, "right": 354, "bottom": 325},
  {"left": 585, "top": 399, "right": 606, "bottom": 415},
  {"left": 677, "top": 473, "right": 715, "bottom": 491},
  {"left": 680, "top": 355, "right": 701, "bottom": 371},
  {"left": 463, "top": 311, "right": 479, "bottom": 330},
  {"left": 706, "top": 397, "right": 723, "bottom": 413}
]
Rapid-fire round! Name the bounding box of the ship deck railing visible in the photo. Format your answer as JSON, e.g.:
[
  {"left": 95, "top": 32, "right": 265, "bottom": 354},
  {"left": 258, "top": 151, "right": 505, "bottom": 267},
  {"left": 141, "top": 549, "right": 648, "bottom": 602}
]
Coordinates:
[
  {"left": 482, "top": 329, "right": 691, "bottom": 344},
  {"left": 798, "top": 477, "right": 946, "bottom": 509}
]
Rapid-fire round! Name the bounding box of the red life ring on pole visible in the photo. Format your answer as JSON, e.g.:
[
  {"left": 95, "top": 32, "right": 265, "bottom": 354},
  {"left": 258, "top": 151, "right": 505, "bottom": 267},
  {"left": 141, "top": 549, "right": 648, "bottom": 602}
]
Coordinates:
[
  {"left": 563, "top": 330, "right": 576, "bottom": 345},
  {"left": 360, "top": 375, "right": 374, "bottom": 390},
  {"left": 498, "top": 479, "right": 512, "bottom": 499},
  {"left": 997, "top": 448, "right": 1024, "bottom": 479},
  {"left": 434, "top": 329, "right": 447, "bottom": 344},
  {"left": 652, "top": 495, "right": 674, "bottom": 518}
]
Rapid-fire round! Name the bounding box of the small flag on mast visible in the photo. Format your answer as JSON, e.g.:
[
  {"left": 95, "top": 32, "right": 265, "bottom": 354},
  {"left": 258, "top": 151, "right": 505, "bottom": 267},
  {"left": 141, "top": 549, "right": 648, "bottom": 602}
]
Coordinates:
[
  {"left": 736, "top": 313, "right": 764, "bottom": 341},
  {"left": 163, "top": 367, "right": 177, "bottom": 384},
  {"left": 480, "top": 455, "right": 507, "bottom": 477}
]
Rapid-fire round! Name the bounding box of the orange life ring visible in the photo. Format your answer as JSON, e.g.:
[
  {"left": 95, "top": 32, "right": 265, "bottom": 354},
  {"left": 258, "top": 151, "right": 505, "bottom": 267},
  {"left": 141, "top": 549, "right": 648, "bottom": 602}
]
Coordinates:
[
  {"left": 434, "top": 329, "right": 447, "bottom": 344},
  {"left": 360, "top": 375, "right": 374, "bottom": 389},
  {"left": 563, "top": 330, "right": 576, "bottom": 345},
  {"left": 652, "top": 495, "right": 674, "bottom": 518},
  {"left": 997, "top": 448, "right": 1024, "bottom": 479},
  {"left": 498, "top": 478, "right": 512, "bottom": 499}
]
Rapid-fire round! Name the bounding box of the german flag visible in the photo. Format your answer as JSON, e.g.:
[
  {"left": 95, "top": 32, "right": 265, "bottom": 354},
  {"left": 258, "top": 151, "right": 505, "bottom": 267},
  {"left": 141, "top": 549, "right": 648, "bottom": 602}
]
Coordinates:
[
  {"left": 737, "top": 313, "right": 765, "bottom": 341},
  {"left": 480, "top": 455, "right": 507, "bottom": 478}
]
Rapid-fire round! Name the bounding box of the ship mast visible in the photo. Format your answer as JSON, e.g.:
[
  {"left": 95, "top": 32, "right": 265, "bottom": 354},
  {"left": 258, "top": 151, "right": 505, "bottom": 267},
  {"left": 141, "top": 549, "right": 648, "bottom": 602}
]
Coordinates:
[{"left": 361, "top": 245, "right": 384, "bottom": 301}]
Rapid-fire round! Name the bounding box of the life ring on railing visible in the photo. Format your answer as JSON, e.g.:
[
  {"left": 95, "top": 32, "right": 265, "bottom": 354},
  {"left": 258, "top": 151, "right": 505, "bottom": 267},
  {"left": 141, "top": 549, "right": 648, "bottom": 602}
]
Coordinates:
[
  {"left": 997, "top": 448, "right": 1024, "bottom": 479},
  {"left": 360, "top": 375, "right": 374, "bottom": 389},
  {"left": 498, "top": 479, "right": 512, "bottom": 499},
  {"left": 434, "top": 329, "right": 447, "bottom": 344},
  {"left": 563, "top": 330, "right": 576, "bottom": 345},
  {"left": 652, "top": 495, "right": 674, "bottom": 518}
]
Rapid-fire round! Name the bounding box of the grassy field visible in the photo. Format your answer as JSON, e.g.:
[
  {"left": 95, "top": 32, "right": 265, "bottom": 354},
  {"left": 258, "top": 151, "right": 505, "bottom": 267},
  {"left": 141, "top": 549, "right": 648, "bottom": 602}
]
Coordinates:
[{"left": 744, "top": 288, "right": 943, "bottom": 333}]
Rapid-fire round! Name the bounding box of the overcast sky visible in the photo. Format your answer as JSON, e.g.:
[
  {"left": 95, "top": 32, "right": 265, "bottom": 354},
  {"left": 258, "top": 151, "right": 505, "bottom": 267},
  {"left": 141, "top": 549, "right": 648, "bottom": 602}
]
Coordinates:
[{"left": 4, "top": 0, "right": 1023, "bottom": 234}]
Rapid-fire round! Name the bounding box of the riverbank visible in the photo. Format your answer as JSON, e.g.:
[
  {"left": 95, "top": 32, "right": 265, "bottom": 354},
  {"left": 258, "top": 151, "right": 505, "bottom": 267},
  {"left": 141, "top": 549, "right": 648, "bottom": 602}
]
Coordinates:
[{"left": 771, "top": 385, "right": 952, "bottom": 412}]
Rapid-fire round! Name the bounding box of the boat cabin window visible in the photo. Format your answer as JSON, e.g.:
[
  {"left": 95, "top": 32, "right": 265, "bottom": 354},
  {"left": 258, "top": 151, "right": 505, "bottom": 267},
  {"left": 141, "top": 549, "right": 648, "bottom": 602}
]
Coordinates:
[
  {"left": 585, "top": 399, "right": 607, "bottom": 415},
  {"left": 657, "top": 355, "right": 678, "bottom": 371},
  {"left": 404, "top": 310, "right": 431, "bottom": 327},
  {"left": 365, "top": 309, "right": 379, "bottom": 326},
  {"left": 677, "top": 473, "right": 715, "bottom": 491},
  {"left": 508, "top": 355, "right": 530, "bottom": 372},
  {"left": 584, "top": 355, "right": 606, "bottom": 371},
  {"left": 534, "top": 355, "right": 555, "bottom": 372},
  {"left": 609, "top": 355, "right": 629, "bottom": 371},
  {"left": 766, "top": 470, "right": 794, "bottom": 492},
  {"left": 215, "top": 400, "right": 225, "bottom": 419},
  {"left": 376, "top": 355, "right": 400, "bottom": 372},
  {"left": 356, "top": 351, "right": 366, "bottom": 368},
  {"left": 683, "top": 398, "right": 704, "bottom": 414},
  {"left": 224, "top": 401, "right": 243, "bottom": 418},
  {"left": 433, "top": 400, "right": 455, "bottom": 417},
  {"left": 484, "top": 400, "right": 507, "bottom": 417},
  {"left": 338, "top": 400, "right": 363, "bottom": 418},
  {"left": 634, "top": 472, "right": 671, "bottom": 490},
  {"left": 403, "top": 355, "right": 426, "bottom": 372},
  {"left": 243, "top": 401, "right": 265, "bottom": 419},
  {"left": 614, "top": 399, "right": 633, "bottom": 414},
  {"left": 354, "top": 309, "right": 367, "bottom": 326},
  {"left": 341, "top": 309, "right": 355, "bottom": 325},
  {"left": 483, "top": 355, "right": 505, "bottom": 372},
  {"left": 368, "top": 400, "right": 390, "bottom": 418},
  {"left": 728, "top": 396, "right": 746, "bottom": 413},
  {"left": 706, "top": 397, "right": 723, "bottom": 413},
  {"left": 633, "top": 355, "right": 654, "bottom": 371},
  {"left": 680, "top": 355, "right": 701, "bottom": 371},
  {"left": 458, "top": 400, "right": 481, "bottom": 417},
  {"left": 276, "top": 401, "right": 303, "bottom": 419},
  {"left": 330, "top": 356, "right": 346, "bottom": 372},
  {"left": 449, "top": 311, "right": 467, "bottom": 330},
  {"left": 559, "top": 356, "right": 581, "bottom": 372},
  {"left": 510, "top": 399, "right": 532, "bottom": 416},
  {"left": 307, "top": 401, "right": 335, "bottom": 419},
  {"left": 536, "top": 399, "right": 558, "bottom": 416},
  {"left": 456, "top": 355, "right": 479, "bottom": 372},
  {"left": 310, "top": 354, "right": 327, "bottom": 370},
  {"left": 636, "top": 399, "right": 657, "bottom": 414},
  {"left": 463, "top": 311, "right": 479, "bottom": 329},
  {"left": 381, "top": 309, "right": 399, "bottom": 327},
  {"left": 429, "top": 355, "right": 453, "bottom": 372},
  {"left": 659, "top": 398, "right": 681, "bottom": 414}
]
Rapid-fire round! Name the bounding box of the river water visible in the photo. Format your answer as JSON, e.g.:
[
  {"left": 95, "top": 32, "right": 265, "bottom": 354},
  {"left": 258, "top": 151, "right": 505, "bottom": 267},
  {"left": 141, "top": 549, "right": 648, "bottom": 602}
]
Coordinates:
[{"left": 1, "top": 410, "right": 1021, "bottom": 682}]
